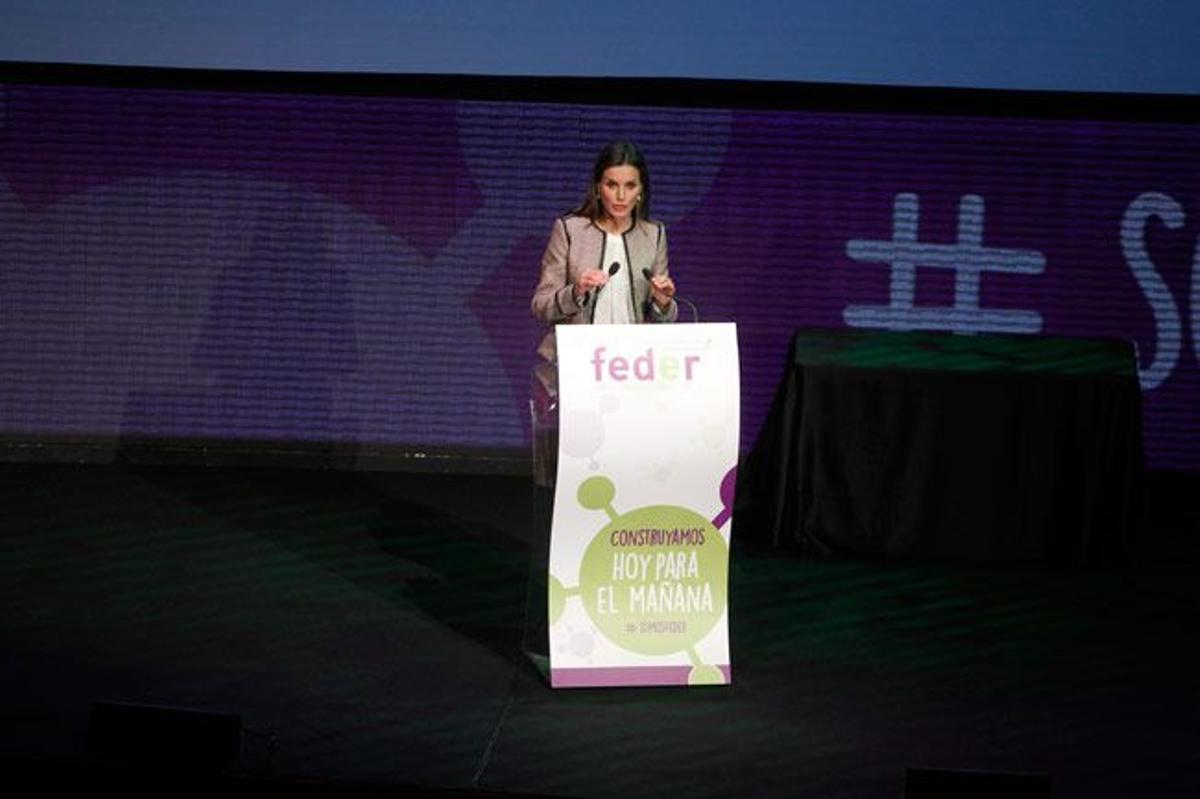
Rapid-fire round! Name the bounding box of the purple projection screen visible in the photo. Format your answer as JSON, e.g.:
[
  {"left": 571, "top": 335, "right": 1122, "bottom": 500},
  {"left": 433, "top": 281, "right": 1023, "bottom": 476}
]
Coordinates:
[{"left": 0, "top": 79, "right": 1197, "bottom": 469}]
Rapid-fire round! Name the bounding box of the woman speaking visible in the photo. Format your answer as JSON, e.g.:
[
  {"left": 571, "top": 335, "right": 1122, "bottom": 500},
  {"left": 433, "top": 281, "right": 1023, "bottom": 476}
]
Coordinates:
[{"left": 531, "top": 140, "right": 678, "bottom": 362}]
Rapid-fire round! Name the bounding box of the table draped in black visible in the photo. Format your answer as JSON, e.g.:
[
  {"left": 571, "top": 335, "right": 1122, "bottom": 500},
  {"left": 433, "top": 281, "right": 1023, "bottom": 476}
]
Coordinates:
[{"left": 736, "top": 329, "right": 1142, "bottom": 565}]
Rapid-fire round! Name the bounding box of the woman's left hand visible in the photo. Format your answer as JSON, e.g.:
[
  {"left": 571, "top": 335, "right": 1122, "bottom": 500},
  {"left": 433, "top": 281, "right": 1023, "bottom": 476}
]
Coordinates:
[{"left": 650, "top": 275, "right": 676, "bottom": 309}]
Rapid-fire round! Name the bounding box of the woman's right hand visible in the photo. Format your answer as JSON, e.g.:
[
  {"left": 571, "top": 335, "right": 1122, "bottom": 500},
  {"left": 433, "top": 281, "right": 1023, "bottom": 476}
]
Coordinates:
[{"left": 573, "top": 269, "right": 609, "bottom": 302}]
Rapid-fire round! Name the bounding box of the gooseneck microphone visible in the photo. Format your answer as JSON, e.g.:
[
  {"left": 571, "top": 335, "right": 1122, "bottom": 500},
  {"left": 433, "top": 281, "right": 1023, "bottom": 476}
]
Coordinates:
[
  {"left": 643, "top": 268, "right": 699, "bottom": 323},
  {"left": 580, "top": 262, "right": 621, "bottom": 306}
]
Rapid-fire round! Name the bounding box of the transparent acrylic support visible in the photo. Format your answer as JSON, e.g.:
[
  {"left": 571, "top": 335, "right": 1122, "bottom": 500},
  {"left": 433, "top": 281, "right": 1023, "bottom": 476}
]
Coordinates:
[
  {"left": 523, "top": 360, "right": 558, "bottom": 669},
  {"left": 529, "top": 360, "right": 559, "bottom": 489}
]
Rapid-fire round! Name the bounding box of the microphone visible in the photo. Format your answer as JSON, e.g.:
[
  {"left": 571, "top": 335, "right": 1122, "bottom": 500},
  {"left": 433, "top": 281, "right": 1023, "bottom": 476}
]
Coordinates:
[
  {"left": 643, "top": 268, "right": 698, "bottom": 323},
  {"left": 582, "top": 262, "right": 620, "bottom": 306}
]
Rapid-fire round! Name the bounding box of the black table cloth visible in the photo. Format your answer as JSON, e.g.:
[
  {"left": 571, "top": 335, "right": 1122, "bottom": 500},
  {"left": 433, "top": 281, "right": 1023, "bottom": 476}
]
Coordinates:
[{"left": 737, "top": 329, "right": 1142, "bottom": 565}]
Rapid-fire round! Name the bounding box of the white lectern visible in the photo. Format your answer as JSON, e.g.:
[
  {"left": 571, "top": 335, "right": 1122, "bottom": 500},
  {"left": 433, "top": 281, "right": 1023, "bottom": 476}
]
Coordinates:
[{"left": 544, "top": 323, "right": 739, "bottom": 688}]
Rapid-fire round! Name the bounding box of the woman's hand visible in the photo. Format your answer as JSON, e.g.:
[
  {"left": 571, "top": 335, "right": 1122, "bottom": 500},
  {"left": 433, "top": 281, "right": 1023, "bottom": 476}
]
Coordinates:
[
  {"left": 573, "top": 269, "right": 609, "bottom": 302},
  {"left": 649, "top": 274, "right": 676, "bottom": 309}
]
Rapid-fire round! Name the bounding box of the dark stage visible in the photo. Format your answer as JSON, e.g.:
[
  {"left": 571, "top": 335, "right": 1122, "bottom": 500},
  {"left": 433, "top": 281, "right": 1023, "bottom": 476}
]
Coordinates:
[{"left": 1, "top": 461, "right": 1196, "bottom": 797}]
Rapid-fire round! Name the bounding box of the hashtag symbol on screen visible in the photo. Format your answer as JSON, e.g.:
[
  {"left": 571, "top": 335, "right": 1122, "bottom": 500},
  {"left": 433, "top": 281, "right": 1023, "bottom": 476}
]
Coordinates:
[{"left": 844, "top": 193, "right": 1045, "bottom": 334}]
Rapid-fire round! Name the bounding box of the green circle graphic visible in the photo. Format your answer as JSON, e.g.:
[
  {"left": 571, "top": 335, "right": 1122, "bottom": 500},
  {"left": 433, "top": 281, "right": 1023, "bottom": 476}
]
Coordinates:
[
  {"left": 577, "top": 475, "right": 616, "bottom": 510},
  {"left": 578, "top": 504, "right": 727, "bottom": 656},
  {"left": 548, "top": 574, "right": 567, "bottom": 625}
]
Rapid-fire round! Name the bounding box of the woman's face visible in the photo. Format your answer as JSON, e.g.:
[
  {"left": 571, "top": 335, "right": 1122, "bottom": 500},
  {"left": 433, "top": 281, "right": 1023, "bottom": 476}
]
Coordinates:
[{"left": 596, "top": 164, "right": 642, "bottom": 227}]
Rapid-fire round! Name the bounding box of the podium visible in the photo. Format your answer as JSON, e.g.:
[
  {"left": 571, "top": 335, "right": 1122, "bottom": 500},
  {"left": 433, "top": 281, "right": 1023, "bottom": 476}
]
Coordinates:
[{"left": 537, "top": 323, "right": 740, "bottom": 688}]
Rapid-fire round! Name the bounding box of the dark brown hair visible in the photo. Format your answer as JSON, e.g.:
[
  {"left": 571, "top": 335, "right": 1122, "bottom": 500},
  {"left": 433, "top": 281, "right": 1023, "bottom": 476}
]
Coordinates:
[{"left": 573, "top": 140, "right": 651, "bottom": 223}]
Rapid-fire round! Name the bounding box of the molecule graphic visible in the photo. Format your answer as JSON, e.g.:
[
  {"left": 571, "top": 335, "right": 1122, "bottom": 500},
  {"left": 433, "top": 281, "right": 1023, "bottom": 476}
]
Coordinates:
[
  {"left": 549, "top": 466, "right": 737, "bottom": 685},
  {"left": 559, "top": 393, "right": 621, "bottom": 471}
]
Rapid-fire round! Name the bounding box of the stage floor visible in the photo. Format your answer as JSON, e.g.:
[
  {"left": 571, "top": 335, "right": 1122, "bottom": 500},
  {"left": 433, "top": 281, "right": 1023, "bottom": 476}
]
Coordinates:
[{"left": 1, "top": 462, "right": 1196, "bottom": 797}]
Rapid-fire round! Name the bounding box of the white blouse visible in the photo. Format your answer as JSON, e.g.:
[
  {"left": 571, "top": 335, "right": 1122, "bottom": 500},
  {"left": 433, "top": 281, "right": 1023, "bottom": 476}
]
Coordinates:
[{"left": 593, "top": 232, "right": 633, "bottom": 325}]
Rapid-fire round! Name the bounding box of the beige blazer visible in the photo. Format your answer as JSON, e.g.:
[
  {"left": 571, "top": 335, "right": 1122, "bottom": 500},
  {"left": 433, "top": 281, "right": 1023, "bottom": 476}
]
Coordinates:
[{"left": 531, "top": 214, "right": 677, "bottom": 361}]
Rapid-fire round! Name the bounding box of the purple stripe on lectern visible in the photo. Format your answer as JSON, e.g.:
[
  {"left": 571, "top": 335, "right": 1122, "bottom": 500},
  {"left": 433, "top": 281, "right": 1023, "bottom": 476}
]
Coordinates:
[{"left": 551, "top": 665, "right": 732, "bottom": 688}]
